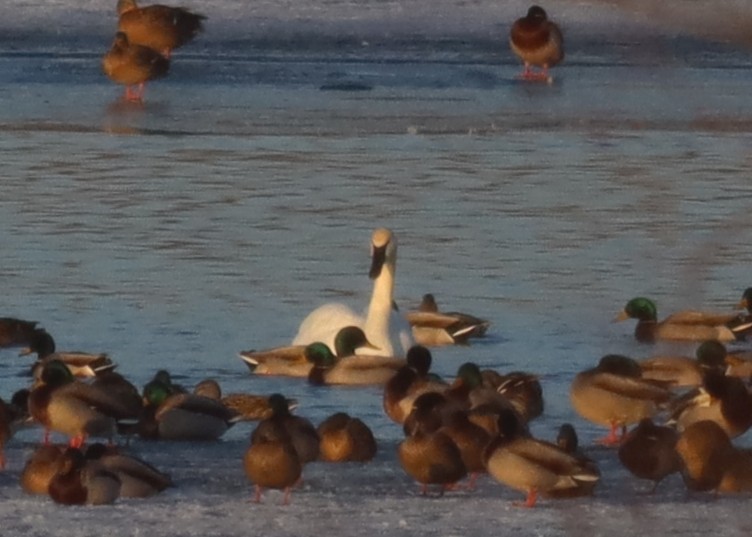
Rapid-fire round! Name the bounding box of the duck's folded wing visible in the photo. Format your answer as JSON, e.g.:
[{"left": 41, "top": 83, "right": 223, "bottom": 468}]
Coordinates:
[
  {"left": 56, "top": 382, "right": 136, "bottom": 419},
  {"left": 591, "top": 374, "right": 673, "bottom": 403},
  {"left": 663, "top": 310, "right": 739, "bottom": 326},
  {"left": 156, "top": 394, "right": 236, "bottom": 422},
  {"left": 341, "top": 355, "right": 405, "bottom": 370}
]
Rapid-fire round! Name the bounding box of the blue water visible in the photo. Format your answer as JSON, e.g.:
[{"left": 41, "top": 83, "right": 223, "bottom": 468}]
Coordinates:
[{"left": 2, "top": 0, "right": 752, "bottom": 534}]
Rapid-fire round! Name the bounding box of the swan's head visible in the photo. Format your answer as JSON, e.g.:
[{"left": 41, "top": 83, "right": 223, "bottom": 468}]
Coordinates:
[{"left": 369, "top": 228, "right": 397, "bottom": 279}]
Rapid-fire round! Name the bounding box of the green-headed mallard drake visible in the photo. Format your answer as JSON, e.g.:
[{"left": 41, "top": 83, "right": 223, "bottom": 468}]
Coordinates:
[
  {"left": 245, "top": 399, "right": 302, "bottom": 505},
  {"left": 482, "top": 369, "right": 543, "bottom": 423},
  {"left": 399, "top": 392, "right": 467, "bottom": 495},
  {"left": 139, "top": 378, "right": 238, "bottom": 441},
  {"left": 667, "top": 368, "right": 752, "bottom": 438},
  {"left": 117, "top": 0, "right": 206, "bottom": 57},
  {"left": 617, "top": 418, "right": 680, "bottom": 492},
  {"left": 239, "top": 325, "right": 378, "bottom": 378},
  {"left": 383, "top": 345, "right": 448, "bottom": 425},
  {"left": 48, "top": 447, "right": 121, "bottom": 505},
  {"left": 0, "top": 317, "right": 38, "bottom": 347},
  {"left": 570, "top": 354, "right": 673, "bottom": 446},
  {"left": 102, "top": 31, "right": 169, "bottom": 102},
  {"left": 678, "top": 419, "right": 752, "bottom": 493},
  {"left": 21, "top": 329, "right": 116, "bottom": 379},
  {"left": 406, "top": 294, "right": 490, "bottom": 346},
  {"left": 615, "top": 297, "right": 751, "bottom": 343},
  {"left": 509, "top": 5, "right": 564, "bottom": 82},
  {"left": 484, "top": 409, "right": 600, "bottom": 507},
  {"left": 85, "top": 443, "right": 172, "bottom": 498},
  {"left": 316, "top": 412, "right": 377, "bottom": 462},
  {"left": 446, "top": 363, "right": 522, "bottom": 422},
  {"left": 29, "top": 360, "right": 135, "bottom": 447},
  {"left": 20, "top": 444, "right": 66, "bottom": 495},
  {"left": 306, "top": 340, "right": 404, "bottom": 387}
]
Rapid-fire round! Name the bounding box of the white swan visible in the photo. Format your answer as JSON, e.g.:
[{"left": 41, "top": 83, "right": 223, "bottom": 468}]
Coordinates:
[{"left": 291, "top": 228, "right": 413, "bottom": 357}]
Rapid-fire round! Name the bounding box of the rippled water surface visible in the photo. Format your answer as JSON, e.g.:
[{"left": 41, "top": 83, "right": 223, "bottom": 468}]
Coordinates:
[{"left": 2, "top": 1, "right": 752, "bottom": 534}]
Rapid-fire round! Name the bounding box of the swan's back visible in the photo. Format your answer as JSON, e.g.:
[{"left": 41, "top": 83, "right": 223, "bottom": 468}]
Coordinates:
[{"left": 291, "top": 303, "right": 364, "bottom": 349}]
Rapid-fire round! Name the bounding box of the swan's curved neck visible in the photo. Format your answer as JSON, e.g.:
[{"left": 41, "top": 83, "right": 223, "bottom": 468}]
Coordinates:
[{"left": 365, "top": 260, "right": 395, "bottom": 338}]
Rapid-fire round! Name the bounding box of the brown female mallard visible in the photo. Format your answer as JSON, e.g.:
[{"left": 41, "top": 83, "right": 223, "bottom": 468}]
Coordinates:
[
  {"left": 509, "top": 5, "right": 564, "bottom": 82},
  {"left": 117, "top": 0, "right": 206, "bottom": 57},
  {"left": 102, "top": 32, "right": 169, "bottom": 102}
]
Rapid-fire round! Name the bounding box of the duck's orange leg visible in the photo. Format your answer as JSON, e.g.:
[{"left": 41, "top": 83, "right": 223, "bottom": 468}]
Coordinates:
[
  {"left": 252, "top": 485, "right": 263, "bottom": 503},
  {"left": 513, "top": 488, "right": 538, "bottom": 508},
  {"left": 596, "top": 423, "right": 626, "bottom": 447},
  {"left": 282, "top": 486, "right": 293, "bottom": 505}
]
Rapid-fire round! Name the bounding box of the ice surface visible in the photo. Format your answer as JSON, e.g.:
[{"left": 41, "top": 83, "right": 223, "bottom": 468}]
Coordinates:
[{"left": 2, "top": 0, "right": 752, "bottom": 535}]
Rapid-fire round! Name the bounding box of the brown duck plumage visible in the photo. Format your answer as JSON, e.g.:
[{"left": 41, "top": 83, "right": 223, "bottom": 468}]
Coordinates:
[
  {"left": 117, "top": 0, "right": 206, "bottom": 56},
  {"left": 102, "top": 32, "right": 169, "bottom": 101}
]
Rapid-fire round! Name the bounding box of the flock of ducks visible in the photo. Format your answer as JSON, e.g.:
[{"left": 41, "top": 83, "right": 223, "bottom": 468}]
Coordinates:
[
  {"left": 100, "top": 2, "right": 565, "bottom": 101},
  {"left": 3, "top": 227, "right": 752, "bottom": 508}
]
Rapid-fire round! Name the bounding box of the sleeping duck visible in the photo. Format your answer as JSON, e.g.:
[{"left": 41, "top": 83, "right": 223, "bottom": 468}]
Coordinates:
[{"left": 570, "top": 355, "right": 673, "bottom": 446}]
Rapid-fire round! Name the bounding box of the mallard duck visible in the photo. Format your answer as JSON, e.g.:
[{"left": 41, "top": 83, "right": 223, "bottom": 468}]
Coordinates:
[
  {"left": 244, "top": 405, "right": 302, "bottom": 505},
  {"left": 48, "top": 447, "right": 121, "bottom": 505},
  {"left": 102, "top": 32, "right": 169, "bottom": 102},
  {"left": 509, "top": 5, "right": 564, "bottom": 82},
  {"left": 0, "top": 317, "right": 38, "bottom": 347},
  {"left": 117, "top": 0, "right": 206, "bottom": 57},
  {"left": 537, "top": 423, "right": 599, "bottom": 499},
  {"left": 433, "top": 401, "right": 491, "bottom": 489},
  {"left": 482, "top": 370, "right": 543, "bottom": 423},
  {"left": 306, "top": 342, "right": 404, "bottom": 387},
  {"left": 0, "top": 392, "right": 30, "bottom": 469},
  {"left": 29, "top": 359, "right": 134, "bottom": 447},
  {"left": 615, "top": 297, "right": 748, "bottom": 343},
  {"left": 725, "top": 351, "right": 752, "bottom": 379},
  {"left": 139, "top": 378, "right": 238, "bottom": 441},
  {"left": 292, "top": 228, "right": 414, "bottom": 358},
  {"left": 193, "top": 378, "right": 298, "bottom": 421},
  {"left": 556, "top": 423, "right": 578, "bottom": 452},
  {"left": 667, "top": 369, "right": 752, "bottom": 438},
  {"left": 91, "top": 371, "right": 144, "bottom": 422},
  {"left": 256, "top": 394, "right": 319, "bottom": 464},
  {"left": 20, "top": 444, "right": 66, "bottom": 495},
  {"left": 316, "top": 412, "right": 377, "bottom": 462},
  {"left": 239, "top": 325, "right": 378, "bottom": 378},
  {"left": 85, "top": 443, "right": 172, "bottom": 498},
  {"left": 638, "top": 339, "right": 728, "bottom": 388},
  {"left": 484, "top": 409, "right": 600, "bottom": 507},
  {"left": 399, "top": 393, "right": 467, "bottom": 495},
  {"left": 570, "top": 355, "right": 673, "bottom": 446},
  {"left": 617, "top": 418, "right": 681, "bottom": 492},
  {"left": 675, "top": 420, "right": 736, "bottom": 492},
  {"left": 383, "top": 345, "right": 448, "bottom": 424},
  {"left": 21, "top": 329, "right": 116, "bottom": 379},
  {"left": 406, "top": 294, "right": 490, "bottom": 346}
]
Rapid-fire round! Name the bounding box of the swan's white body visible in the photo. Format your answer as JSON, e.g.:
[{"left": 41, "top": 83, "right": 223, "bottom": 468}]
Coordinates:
[{"left": 292, "top": 228, "right": 413, "bottom": 358}]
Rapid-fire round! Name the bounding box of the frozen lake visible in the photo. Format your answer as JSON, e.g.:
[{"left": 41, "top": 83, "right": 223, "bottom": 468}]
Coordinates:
[{"left": 2, "top": 0, "right": 752, "bottom": 534}]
